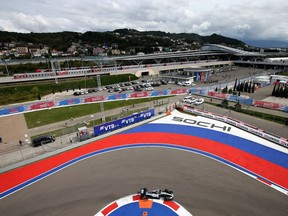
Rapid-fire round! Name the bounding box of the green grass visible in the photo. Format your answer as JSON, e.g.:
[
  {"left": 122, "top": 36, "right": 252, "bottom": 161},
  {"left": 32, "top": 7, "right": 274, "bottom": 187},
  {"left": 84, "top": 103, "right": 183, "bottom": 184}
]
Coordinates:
[
  {"left": 25, "top": 96, "right": 171, "bottom": 128},
  {"left": 31, "top": 106, "right": 152, "bottom": 139}
]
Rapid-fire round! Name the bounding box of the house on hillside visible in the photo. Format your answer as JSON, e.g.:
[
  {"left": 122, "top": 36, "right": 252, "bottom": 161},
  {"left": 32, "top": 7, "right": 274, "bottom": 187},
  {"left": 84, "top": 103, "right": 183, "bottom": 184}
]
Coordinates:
[{"left": 16, "top": 44, "right": 29, "bottom": 55}]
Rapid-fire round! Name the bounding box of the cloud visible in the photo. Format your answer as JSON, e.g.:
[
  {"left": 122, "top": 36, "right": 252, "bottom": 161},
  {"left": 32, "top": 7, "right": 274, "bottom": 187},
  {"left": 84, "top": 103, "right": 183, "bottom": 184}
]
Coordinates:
[
  {"left": 0, "top": 0, "right": 287, "bottom": 42},
  {"left": 232, "top": 24, "right": 251, "bottom": 38}
]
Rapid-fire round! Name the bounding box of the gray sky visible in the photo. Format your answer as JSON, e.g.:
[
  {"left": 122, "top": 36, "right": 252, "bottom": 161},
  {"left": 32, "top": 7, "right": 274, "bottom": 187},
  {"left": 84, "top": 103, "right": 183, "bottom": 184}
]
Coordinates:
[{"left": 0, "top": 0, "right": 287, "bottom": 42}]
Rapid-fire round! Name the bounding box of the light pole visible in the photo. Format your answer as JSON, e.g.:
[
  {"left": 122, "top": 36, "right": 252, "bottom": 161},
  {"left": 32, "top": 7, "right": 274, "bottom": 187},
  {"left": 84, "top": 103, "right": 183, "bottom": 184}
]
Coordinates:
[
  {"left": 97, "top": 74, "right": 105, "bottom": 122},
  {"left": 1, "top": 56, "right": 9, "bottom": 76}
]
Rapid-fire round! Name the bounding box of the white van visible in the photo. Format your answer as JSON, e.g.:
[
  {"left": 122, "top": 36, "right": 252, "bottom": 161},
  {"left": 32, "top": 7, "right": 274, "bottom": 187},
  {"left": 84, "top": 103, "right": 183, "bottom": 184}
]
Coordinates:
[{"left": 184, "top": 80, "right": 192, "bottom": 86}]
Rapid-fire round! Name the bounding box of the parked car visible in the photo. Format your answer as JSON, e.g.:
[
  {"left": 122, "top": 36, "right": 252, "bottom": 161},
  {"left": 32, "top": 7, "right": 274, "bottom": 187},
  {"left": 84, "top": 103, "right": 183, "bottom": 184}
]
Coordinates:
[
  {"left": 183, "top": 96, "right": 197, "bottom": 104},
  {"left": 73, "top": 91, "right": 81, "bottom": 96},
  {"left": 194, "top": 98, "right": 205, "bottom": 105},
  {"left": 182, "top": 96, "right": 192, "bottom": 102},
  {"left": 31, "top": 135, "right": 55, "bottom": 147},
  {"left": 187, "top": 97, "right": 197, "bottom": 104}
]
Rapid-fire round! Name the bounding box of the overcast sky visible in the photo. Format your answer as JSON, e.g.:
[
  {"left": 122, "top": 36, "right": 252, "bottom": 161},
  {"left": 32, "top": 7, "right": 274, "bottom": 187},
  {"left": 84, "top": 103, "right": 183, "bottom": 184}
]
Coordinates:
[{"left": 0, "top": 0, "right": 287, "bottom": 42}]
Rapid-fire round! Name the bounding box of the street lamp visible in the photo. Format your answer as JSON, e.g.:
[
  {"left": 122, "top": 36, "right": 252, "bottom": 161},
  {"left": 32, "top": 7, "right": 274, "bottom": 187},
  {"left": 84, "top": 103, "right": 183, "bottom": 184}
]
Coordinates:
[{"left": 1, "top": 56, "right": 9, "bottom": 76}]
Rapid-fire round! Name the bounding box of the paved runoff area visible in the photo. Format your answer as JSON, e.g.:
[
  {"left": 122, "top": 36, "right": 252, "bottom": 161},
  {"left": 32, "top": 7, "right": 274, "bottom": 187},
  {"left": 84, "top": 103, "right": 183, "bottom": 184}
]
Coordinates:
[
  {"left": 95, "top": 194, "right": 192, "bottom": 216},
  {"left": 0, "top": 110, "right": 287, "bottom": 216}
]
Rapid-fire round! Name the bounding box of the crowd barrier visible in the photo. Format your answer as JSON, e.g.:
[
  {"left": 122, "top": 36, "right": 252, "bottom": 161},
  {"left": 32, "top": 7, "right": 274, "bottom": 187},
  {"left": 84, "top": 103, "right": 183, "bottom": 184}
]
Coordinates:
[
  {"left": 254, "top": 100, "right": 288, "bottom": 111},
  {"left": 94, "top": 109, "right": 155, "bottom": 136},
  {"left": 0, "top": 89, "right": 187, "bottom": 116},
  {"left": 181, "top": 105, "right": 288, "bottom": 148}
]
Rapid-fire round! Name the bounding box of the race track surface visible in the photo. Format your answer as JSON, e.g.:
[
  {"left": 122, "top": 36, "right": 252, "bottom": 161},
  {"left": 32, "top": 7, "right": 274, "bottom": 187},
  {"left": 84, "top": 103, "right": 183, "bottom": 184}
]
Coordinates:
[{"left": 0, "top": 110, "right": 287, "bottom": 216}]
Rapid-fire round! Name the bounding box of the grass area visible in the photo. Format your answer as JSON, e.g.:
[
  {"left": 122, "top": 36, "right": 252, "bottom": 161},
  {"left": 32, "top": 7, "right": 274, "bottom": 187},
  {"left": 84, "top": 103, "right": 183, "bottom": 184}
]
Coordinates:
[
  {"left": 0, "top": 73, "right": 138, "bottom": 106},
  {"left": 31, "top": 106, "right": 151, "bottom": 139},
  {"left": 25, "top": 96, "right": 171, "bottom": 128}
]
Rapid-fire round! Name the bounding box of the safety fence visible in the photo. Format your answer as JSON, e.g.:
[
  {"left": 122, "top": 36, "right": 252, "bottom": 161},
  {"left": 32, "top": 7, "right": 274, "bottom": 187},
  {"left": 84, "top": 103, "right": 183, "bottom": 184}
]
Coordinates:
[{"left": 180, "top": 105, "right": 288, "bottom": 148}]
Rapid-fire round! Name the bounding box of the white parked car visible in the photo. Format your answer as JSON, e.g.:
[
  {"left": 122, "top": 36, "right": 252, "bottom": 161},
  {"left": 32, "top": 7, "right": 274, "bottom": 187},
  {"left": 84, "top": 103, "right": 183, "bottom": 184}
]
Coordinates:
[
  {"left": 183, "top": 96, "right": 197, "bottom": 104},
  {"left": 182, "top": 96, "right": 192, "bottom": 102},
  {"left": 144, "top": 87, "right": 154, "bottom": 91},
  {"left": 187, "top": 97, "right": 197, "bottom": 104},
  {"left": 194, "top": 98, "right": 204, "bottom": 105}
]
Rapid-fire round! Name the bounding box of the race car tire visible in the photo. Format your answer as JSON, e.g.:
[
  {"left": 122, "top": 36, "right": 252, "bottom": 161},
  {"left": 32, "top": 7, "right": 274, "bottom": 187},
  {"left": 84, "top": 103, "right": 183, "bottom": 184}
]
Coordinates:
[{"left": 140, "top": 188, "right": 147, "bottom": 199}]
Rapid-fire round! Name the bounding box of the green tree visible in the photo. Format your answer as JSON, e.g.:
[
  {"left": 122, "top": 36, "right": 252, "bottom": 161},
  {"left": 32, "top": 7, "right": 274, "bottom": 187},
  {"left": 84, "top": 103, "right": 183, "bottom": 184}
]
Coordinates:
[
  {"left": 221, "top": 99, "right": 229, "bottom": 108},
  {"left": 222, "top": 86, "right": 228, "bottom": 93},
  {"left": 234, "top": 101, "right": 241, "bottom": 111}
]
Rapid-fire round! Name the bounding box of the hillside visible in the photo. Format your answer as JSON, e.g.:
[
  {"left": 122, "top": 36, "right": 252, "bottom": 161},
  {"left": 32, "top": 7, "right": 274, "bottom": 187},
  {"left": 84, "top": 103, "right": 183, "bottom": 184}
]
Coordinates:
[{"left": 0, "top": 29, "right": 247, "bottom": 54}]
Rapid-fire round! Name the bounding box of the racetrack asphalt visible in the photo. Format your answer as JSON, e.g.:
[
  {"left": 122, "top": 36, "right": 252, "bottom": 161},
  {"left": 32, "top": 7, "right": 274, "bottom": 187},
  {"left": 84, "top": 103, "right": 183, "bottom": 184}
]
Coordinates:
[{"left": 0, "top": 148, "right": 287, "bottom": 216}]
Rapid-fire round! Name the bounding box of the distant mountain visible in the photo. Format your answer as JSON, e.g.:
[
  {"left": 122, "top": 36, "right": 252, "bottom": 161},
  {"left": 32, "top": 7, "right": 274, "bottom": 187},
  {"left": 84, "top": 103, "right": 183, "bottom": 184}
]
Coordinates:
[
  {"left": 113, "top": 29, "right": 246, "bottom": 47},
  {"left": 243, "top": 39, "right": 288, "bottom": 48},
  {"left": 0, "top": 29, "right": 248, "bottom": 53}
]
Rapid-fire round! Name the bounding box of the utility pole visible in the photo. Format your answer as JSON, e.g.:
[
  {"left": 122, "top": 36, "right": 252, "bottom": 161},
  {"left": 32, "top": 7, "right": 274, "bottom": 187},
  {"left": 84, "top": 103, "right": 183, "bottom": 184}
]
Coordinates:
[
  {"left": 1, "top": 56, "right": 9, "bottom": 76},
  {"left": 51, "top": 60, "right": 60, "bottom": 84},
  {"left": 97, "top": 74, "right": 105, "bottom": 122}
]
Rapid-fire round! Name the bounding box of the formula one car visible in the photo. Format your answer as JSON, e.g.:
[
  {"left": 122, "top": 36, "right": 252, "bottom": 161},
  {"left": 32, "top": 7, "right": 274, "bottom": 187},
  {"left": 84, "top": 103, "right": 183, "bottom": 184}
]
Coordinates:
[{"left": 139, "top": 188, "right": 174, "bottom": 201}]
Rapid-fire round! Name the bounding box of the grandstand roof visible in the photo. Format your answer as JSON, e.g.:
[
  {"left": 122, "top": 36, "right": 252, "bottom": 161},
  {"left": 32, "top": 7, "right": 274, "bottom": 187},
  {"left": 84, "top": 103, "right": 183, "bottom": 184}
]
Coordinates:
[{"left": 201, "top": 44, "right": 266, "bottom": 57}]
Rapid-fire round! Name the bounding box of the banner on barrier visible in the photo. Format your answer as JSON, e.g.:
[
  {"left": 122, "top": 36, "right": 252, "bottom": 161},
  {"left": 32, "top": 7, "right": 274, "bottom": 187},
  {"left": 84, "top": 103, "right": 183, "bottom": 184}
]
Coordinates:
[
  {"left": 208, "top": 91, "right": 228, "bottom": 98},
  {"left": 84, "top": 96, "right": 105, "bottom": 103},
  {"left": 58, "top": 98, "right": 81, "bottom": 106},
  {"left": 0, "top": 106, "right": 26, "bottom": 115},
  {"left": 150, "top": 90, "right": 169, "bottom": 97},
  {"left": 254, "top": 100, "right": 284, "bottom": 109},
  {"left": 107, "top": 93, "right": 128, "bottom": 100},
  {"left": 171, "top": 89, "right": 187, "bottom": 94},
  {"left": 30, "top": 101, "right": 55, "bottom": 110},
  {"left": 129, "top": 92, "right": 149, "bottom": 98},
  {"left": 94, "top": 109, "right": 155, "bottom": 136}
]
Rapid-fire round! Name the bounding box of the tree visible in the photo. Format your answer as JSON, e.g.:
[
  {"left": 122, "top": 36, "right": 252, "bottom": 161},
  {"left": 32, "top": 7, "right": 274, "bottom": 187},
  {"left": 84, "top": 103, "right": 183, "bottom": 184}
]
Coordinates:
[
  {"left": 221, "top": 99, "right": 229, "bottom": 108},
  {"left": 222, "top": 86, "right": 228, "bottom": 93},
  {"left": 234, "top": 101, "right": 241, "bottom": 111},
  {"left": 233, "top": 78, "right": 237, "bottom": 91}
]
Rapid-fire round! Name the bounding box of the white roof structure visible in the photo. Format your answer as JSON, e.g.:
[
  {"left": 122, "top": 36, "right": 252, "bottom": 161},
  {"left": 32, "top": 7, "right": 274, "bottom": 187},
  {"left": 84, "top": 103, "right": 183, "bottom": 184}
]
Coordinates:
[{"left": 201, "top": 44, "right": 266, "bottom": 57}]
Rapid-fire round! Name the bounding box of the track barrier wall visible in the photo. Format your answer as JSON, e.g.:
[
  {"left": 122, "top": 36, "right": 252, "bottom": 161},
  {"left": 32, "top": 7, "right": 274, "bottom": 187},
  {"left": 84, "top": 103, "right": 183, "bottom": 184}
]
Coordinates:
[
  {"left": 0, "top": 89, "right": 187, "bottom": 116},
  {"left": 94, "top": 109, "right": 155, "bottom": 136}
]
